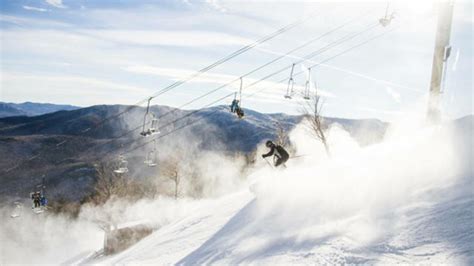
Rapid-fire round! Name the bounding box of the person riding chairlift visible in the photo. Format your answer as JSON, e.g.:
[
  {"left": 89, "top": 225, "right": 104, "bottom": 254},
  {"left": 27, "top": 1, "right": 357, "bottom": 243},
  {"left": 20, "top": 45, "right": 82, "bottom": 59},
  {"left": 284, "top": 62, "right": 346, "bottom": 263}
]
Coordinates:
[
  {"left": 262, "top": 140, "right": 289, "bottom": 167},
  {"left": 230, "top": 99, "right": 244, "bottom": 119},
  {"left": 40, "top": 194, "right": 48, "bottom": 207},
  {"left": 31, "top": 191, "right": 41, "bottom": 208}
]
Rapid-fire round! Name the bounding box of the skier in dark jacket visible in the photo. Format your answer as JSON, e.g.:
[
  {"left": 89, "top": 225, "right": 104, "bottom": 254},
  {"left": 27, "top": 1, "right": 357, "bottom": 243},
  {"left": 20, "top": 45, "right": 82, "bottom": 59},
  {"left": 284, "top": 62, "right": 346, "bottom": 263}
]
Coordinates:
[{"left": 262, "top": 140, "right": 289, "bottom": 167}]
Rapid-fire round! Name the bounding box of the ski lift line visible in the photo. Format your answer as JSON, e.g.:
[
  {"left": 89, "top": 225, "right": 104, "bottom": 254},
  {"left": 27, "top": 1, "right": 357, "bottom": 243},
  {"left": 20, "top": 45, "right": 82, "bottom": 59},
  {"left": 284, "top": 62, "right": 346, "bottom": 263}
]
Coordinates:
[
  {"left": 142, "top": 11, "right": 378, "bottom": 125},
  {"left": 244, "top": 26, "right": 399, "bottom": 100},
  {"left": 84, "top": 8, "right": 376, "bottom": 137},
  {"left": 78, "top": 10, "right": 320, "bottom": 136},
  {"left": 101, "top": 93, "right": 234, "bottom": 158},
  {"left": 111, "top": 19, "right": 375, "bottom": 149},
  {"left": 243, "top": 22, "right": 380, "bottom": 92},
  {"left": 86, "top": 10, "right": 381, "bottom": 140},
  {"left": 124, "top": 106, "right": 227, "bottom": 155},
  {"left": 146, "top": 9, "right": 323, "bottom": 100},
  {"left": 79, "top": 20, "right": 382, "bottom": 155},
  {"left": 148, "top": 93, "right": 234, "bottom": 133},
  {"left": 88, "top": 16, "right": 382, "bottom": 167},
  {"left": 282, "top": 27, "right": 398, "bottom": 88},
  {"left": 254, "top": 32, "right": 423, "bottom": 93},
  {"left": 295, "top": 27, "right": 399, "bottom": 80}
]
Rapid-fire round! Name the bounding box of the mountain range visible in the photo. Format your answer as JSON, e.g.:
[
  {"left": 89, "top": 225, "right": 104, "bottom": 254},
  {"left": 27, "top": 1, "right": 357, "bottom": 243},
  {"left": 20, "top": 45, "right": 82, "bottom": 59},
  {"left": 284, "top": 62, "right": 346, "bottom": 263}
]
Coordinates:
[{"left": 0, "top": 101, "right": 79, "bottom": 118}]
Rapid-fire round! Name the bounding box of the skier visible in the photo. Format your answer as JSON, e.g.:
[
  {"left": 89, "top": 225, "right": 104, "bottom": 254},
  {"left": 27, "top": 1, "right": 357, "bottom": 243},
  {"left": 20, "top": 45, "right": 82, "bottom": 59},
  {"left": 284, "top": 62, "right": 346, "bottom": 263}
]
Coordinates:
[{"left": 262, "top": 140, "right": 289, "bottom": 167}]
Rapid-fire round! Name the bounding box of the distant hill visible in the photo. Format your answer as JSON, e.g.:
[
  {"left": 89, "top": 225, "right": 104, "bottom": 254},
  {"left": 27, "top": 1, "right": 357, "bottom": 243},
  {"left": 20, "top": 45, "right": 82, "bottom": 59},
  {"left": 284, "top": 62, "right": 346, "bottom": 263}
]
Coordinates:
[{"left": 0, "top": 102, "right": 80, "bottom": 118}]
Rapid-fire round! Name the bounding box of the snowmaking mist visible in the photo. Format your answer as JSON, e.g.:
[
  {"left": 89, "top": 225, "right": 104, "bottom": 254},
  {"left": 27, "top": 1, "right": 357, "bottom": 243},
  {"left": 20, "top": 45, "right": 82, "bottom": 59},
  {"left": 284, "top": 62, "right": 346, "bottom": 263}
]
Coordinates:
[
  {"left": 0, "top": 208, "right": 103, "bottom": 264},
  {"left": 0, "top": 115, "right": 249, "bottom": 265},
  {"left": 246, "top": 116, "right": 463, "bottom": 250}
]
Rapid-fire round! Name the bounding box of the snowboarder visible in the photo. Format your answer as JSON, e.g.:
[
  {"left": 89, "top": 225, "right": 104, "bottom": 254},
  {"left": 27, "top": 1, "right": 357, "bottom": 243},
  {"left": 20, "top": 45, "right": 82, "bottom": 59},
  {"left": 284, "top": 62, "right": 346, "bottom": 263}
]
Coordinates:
[{"left": 262, "top": 140, "right": 289, "bottom": 167}]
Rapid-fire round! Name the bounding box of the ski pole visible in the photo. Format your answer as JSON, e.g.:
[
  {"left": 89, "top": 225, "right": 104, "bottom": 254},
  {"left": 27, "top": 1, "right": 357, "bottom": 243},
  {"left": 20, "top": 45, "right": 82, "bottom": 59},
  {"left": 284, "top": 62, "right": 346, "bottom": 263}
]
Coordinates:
[{"left": 263, "top": 157, "right": 274, "bottom": 168}]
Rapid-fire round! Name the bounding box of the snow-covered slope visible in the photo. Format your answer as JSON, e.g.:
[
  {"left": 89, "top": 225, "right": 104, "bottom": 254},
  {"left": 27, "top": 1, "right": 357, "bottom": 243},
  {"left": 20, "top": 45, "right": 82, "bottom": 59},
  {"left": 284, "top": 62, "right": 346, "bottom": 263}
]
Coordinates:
[{"left": 89, "top": 116, "right": 473, "bottom": 265}]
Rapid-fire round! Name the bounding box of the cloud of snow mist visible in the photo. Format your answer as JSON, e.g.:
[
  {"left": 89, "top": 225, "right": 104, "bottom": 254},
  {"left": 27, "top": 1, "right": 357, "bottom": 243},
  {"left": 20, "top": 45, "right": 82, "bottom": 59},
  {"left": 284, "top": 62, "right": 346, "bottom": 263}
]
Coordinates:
[
  {"left": 0, "top": 109, "right": 248, "bottom": 265},
  {"left": 0, "top": 208, "right": 103, "bottom": 265},
  {"left": 249, "top": 116, "right": 462, "bottom": 246}
]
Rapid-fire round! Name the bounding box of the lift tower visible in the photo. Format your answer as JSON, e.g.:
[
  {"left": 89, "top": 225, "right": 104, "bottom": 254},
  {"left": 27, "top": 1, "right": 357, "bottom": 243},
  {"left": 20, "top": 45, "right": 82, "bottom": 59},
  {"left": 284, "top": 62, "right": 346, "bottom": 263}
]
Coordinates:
[{"left": 427, "top": 1, "right": 455, "bottom": 123}]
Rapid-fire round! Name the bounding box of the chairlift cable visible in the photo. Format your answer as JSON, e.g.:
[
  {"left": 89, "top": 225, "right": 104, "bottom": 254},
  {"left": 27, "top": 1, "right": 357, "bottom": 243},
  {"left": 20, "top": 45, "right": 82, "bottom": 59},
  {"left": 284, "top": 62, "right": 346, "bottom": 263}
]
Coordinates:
[
  {"left": 243, "top": 22, "right": 379, "bottom": 92},
  {"left": 244, "top": 26, "right": 399, "bottom": 100},
  {"left": 78, "top": 10, "right": 320, "bottom": 136},
  {"left": 146, "top": 11, "right": 376, "bottom": 124},
  {"left": 119, "top": 25, "right": 395, "bottom": 156},
  {"left": 74, "top": 18, "right": 381, "bottom": 157},
  {"left": 64, "top": 14, "right": 380, "bottom": 157}
]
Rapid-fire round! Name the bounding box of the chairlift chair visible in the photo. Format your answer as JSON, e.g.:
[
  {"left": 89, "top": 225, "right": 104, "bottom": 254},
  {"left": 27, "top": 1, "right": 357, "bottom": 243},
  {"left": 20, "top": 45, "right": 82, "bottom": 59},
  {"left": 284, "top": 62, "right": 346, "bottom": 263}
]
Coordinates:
[
  {"left": 144, "top": 139, "right": 158, "bottom": 167},
  {"left": 284, "top": 64, "right": 296, "bottom": 99},
  {"left": 114, "top": 155, "right": 129, "bottom": 174},
  {"left": 303, "top": 67, "right": 312, "bottom": 100},
  {"left": 11, "top": 201, "right": 23, "bottom": 218},
  {"left": 144, "top": 151, "right": 157, "bottom": 167},
  {"left": 230, "top": 77, "right": 245, "bottom": 119},
  {"left": 379, "top": 3, "right": 395, "bottom": 27},
  {"left": 140, "top": 98, "right": 160, "bottom": 137}
]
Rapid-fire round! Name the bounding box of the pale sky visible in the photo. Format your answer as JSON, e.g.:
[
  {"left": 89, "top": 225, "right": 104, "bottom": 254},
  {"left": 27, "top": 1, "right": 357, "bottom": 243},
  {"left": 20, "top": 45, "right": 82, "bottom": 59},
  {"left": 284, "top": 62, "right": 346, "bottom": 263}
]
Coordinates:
[{"left": 0, "top": 0, "right": 472, "bottom": 121}]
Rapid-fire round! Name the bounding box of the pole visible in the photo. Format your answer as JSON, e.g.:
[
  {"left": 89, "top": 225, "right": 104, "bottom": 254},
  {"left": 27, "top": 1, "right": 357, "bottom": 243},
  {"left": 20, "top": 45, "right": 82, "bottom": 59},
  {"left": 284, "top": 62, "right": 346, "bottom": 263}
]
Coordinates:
[{"left": 427, "top": 1, "right": 454, "bottom": 123}]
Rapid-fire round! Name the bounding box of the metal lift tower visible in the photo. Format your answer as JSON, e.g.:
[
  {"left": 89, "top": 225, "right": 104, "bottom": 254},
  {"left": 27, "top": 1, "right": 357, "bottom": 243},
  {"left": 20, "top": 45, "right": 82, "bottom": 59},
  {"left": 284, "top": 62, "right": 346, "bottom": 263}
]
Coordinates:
[{"left": 427, "top": 1, "right": 455, "bottom": 123}]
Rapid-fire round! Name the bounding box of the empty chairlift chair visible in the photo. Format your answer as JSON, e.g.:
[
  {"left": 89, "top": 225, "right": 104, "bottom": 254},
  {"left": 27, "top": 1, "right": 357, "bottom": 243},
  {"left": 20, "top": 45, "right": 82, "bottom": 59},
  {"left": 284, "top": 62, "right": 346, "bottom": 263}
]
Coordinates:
[
  {"left": 303, "top": 67, "right": 312, "bottom": 100},
  {"left": 144, "top": 139, "right": 158, "bottom": 167},
  {"left": 140, "top": 98, "right": 160, "bottom": 137},
  {"left": 379, "top": 3, "right": 395, "bottom": 27},
  {"left": 284, "top": 63, "right": 296, "bottom": 99},
  {"left": 114, "top": 155, "right": 129, "bottom": 174}
]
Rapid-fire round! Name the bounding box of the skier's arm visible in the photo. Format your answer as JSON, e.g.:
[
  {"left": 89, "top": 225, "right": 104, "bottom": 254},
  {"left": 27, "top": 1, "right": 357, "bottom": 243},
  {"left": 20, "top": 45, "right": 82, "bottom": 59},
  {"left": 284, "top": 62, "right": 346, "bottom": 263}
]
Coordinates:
[{"left": 262, "top": 147, "right": 275, "bottom": 158}]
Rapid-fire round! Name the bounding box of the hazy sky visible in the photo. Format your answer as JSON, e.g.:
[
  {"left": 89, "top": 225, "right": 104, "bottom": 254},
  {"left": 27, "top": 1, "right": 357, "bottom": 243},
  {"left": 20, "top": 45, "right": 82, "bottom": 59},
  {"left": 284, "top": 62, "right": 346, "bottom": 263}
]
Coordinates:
[{"left": 0, "top": 0, "right": 472, "bottom": 121}]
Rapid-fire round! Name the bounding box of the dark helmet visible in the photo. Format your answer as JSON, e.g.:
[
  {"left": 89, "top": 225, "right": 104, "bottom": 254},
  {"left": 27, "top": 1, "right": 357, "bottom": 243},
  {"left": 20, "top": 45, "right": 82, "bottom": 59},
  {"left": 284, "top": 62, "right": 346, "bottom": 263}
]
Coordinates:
[{"left": 265, "top": 140, "right": 274, "bottom": 148}]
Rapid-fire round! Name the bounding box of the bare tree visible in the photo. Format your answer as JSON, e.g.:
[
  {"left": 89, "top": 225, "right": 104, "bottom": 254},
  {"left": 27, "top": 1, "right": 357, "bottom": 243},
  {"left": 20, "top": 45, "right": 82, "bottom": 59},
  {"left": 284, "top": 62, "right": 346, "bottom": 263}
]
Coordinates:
[
  {"left": 274, "top": 121, "right": 289, "bottom": 147},
  {"left": 301, "top": 91, "right": 331, "bottom": 156},
  {"left": 161, "top": 157, "right": 180, "bottom": 199},
  {"left": 92, "top": 161, "right": 128, "bottom": 204}
]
